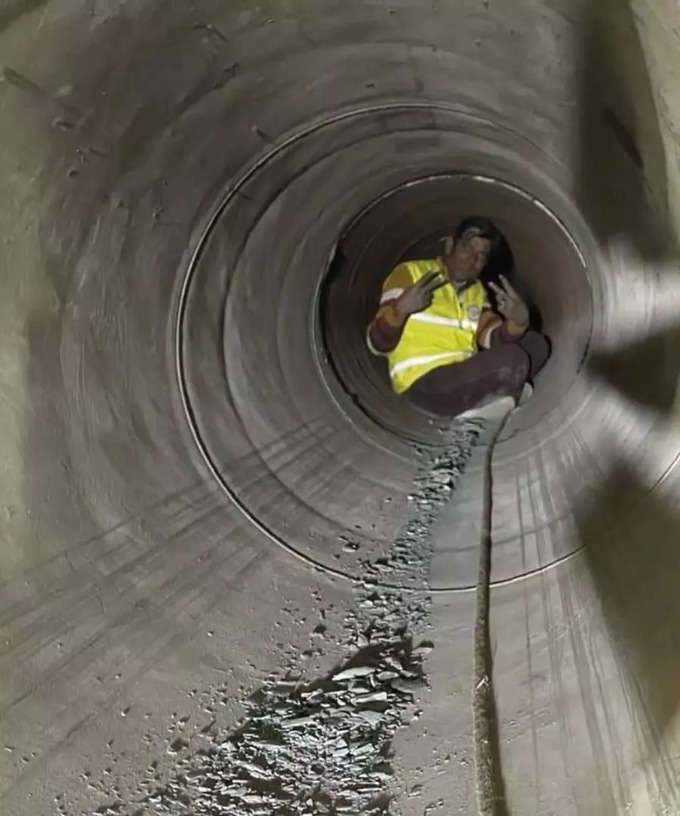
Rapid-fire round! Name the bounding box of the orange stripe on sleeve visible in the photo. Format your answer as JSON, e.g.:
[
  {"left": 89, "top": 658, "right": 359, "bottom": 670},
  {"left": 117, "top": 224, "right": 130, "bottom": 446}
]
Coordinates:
[{"left": 476, "top": 310, "right": 503, "bottom": 349}]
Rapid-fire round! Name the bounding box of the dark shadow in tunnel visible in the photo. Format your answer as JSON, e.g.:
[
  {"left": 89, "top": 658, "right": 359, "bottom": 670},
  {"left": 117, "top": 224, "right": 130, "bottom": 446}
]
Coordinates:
[
  {"left": 575, "top": 310, "right": 680, "bottom": 789},
  {"left": 572, "top": 2, "right": 680, "bottom": 773},
  {"left": 586, "top": 323, "right": 680, "bottom": 415},
  {"left": 576, "top": 0, "right": 675, "bottom": 261},
  {"left": 570, "top": 3, "right": 680, "bottom": 776},
  {"left": 574, "top": 3, "right": 680, "bottom": 761},
  {"left": 573, "top": 457, "right": 680, "bottom": 802}
]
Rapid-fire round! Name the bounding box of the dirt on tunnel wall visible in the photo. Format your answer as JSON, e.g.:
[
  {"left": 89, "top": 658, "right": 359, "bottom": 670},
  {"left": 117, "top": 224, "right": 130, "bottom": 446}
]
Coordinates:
[{"left": 1, "top": 1, "right": 680, "bottom": 814}]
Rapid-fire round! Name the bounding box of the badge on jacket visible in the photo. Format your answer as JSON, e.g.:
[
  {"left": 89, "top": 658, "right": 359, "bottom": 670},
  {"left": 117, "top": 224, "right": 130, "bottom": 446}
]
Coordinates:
[{"left": 467, "top": 305, "right": 481, "bottom": 321}]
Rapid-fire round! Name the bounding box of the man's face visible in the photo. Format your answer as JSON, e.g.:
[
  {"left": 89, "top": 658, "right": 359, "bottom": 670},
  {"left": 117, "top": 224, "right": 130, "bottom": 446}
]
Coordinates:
[{"left": 445, "top": 230, "right": 491, "bottom": 283}]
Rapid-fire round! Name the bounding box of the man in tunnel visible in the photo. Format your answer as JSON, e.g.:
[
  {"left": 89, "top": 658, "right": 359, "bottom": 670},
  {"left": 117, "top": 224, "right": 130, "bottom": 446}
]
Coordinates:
[{"left": 366, "top": 216, "right": 550, "bottom": 417}]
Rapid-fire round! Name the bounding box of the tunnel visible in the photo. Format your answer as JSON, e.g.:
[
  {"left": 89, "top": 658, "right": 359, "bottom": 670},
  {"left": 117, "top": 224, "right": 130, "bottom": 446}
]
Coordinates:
[{"left": 2, "top": 0, "right": 680, "bottom": 813}]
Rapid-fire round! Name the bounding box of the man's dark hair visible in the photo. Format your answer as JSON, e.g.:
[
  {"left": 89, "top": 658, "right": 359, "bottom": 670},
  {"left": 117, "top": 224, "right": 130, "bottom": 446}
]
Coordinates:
[{"left": 453, "top": 215, "right": 503, "bottom": 257}]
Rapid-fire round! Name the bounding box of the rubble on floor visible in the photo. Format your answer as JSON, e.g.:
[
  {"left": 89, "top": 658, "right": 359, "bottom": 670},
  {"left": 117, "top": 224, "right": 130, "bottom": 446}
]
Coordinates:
[{"left": 94, "top": 422, "right": 479, "bottom": 815}]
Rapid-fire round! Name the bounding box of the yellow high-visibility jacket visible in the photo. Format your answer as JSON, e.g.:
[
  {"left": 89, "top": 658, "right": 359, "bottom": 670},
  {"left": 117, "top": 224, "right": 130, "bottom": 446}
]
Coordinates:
[{"left": 368, "top": 258, "right": 499, "bottom": 394}]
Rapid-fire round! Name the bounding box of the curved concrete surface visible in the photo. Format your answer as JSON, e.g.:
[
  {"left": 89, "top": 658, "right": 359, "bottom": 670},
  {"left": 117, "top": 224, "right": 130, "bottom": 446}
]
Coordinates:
[{"left": 2, "top": 1, "right": 680, "bottom": 813}]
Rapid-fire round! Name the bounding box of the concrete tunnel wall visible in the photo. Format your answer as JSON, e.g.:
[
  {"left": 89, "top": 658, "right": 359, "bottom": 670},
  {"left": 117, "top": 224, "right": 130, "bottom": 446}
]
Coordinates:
[{"left": 2, "top": 0, "right": 680, "bottom": 813}]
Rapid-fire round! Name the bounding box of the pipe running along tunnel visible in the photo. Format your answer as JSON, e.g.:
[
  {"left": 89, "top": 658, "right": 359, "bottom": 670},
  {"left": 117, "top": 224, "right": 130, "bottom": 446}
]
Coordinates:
[{"left": 1, "top": 1, "right": 680, "bottom": 813}]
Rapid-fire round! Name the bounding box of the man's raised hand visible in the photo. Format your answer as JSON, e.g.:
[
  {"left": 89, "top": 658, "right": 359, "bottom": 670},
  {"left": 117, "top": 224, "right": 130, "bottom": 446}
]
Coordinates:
[
  {"left": 488, "top": 274, "right": 529, "bottom": 327},
  {"left": 394, "top": 271, "right": 448, "bottom": 319}
]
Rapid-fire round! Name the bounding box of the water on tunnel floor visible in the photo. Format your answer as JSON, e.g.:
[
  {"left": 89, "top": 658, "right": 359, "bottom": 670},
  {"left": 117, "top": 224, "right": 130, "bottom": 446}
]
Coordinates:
[{"left": 2, "top": 1, "right": 680, "bottom": 814}]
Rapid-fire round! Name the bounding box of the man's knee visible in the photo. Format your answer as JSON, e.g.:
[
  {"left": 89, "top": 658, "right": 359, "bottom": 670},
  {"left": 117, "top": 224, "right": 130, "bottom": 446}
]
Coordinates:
[
  {"left": 494, "top": 342, "right": 531, "bottom": 390},
  {"left": 521, "top": 330, "right": 551, "bottom": 377}
]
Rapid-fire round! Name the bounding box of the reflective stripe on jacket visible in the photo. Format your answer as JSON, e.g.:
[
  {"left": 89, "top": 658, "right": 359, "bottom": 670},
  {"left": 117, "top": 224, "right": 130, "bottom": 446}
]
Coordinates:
[{"left": 382, "top": 258, "right": 488, "bottom": 394}]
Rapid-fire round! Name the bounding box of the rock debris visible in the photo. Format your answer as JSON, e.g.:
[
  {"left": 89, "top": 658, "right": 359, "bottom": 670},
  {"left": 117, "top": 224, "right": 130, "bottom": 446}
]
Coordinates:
[{"left": 88, "top": 422, "right": 479, "bottom": 816}]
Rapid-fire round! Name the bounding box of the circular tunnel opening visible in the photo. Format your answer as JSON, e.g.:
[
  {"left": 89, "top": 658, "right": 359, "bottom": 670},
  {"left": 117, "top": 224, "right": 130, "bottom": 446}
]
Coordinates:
[
  {"left": 319, "top": 173, "right": 593, "bottom": 440},
  {"left": 178, "top": 105, "right": 602, "bottom": 587}
]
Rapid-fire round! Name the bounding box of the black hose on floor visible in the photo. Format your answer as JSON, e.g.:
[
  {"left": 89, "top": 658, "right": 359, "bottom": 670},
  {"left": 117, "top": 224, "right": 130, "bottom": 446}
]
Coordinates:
[{"left": 472, "top": 410, "right": 513, "bottom": 816}]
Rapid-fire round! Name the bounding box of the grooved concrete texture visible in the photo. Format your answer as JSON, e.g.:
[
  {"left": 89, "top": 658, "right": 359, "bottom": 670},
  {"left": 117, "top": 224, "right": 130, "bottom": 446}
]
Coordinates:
[{"left": 1, "top": 1, "right": 680, "bottom": 814}]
